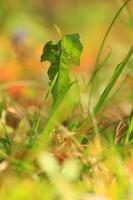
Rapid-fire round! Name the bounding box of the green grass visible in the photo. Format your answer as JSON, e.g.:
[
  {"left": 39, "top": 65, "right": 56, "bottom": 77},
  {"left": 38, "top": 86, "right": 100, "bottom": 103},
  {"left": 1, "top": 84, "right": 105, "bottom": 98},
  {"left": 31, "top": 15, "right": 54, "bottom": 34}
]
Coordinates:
[
  {"left": 0, "top": 1, "right": 133, "bottom": 200},
  {"left": 89, "top": 0, "right": 132, "bottom": 87}
]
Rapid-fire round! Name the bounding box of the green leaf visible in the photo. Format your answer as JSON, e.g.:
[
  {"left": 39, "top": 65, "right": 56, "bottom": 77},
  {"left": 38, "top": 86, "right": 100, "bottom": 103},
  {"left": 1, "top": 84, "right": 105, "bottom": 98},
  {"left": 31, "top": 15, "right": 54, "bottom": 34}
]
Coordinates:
[{"left": 41, "top": 33, "right": 83, "bottom": 103}]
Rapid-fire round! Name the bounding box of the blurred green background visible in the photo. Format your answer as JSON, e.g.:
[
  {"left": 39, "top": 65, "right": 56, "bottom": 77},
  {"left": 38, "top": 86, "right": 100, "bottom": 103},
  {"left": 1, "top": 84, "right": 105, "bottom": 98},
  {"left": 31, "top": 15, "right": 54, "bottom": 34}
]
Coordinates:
[
  {"left": 0, "top": 1, "right": 133, "bottom": 200},
  {"left": 0, "top": 0, "right": 133, "bottom": 102}
]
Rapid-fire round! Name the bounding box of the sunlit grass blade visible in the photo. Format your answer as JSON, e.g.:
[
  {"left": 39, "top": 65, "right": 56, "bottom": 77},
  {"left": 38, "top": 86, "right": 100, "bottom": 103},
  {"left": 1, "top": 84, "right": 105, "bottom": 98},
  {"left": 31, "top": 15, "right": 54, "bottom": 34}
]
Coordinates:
[
  {"left": 89, "top": 0, "right": 131, "bottom": 87},
  {"left": 79, "top": 46, "right": 133, "bottom": 132},
  {"left": 88, "top": 50, "right": 112, "bottom": 87},
  {"left": 115, "top": 0, "right": 131, "bottom": 18},
  {"left": 95, "top": 0, "right": 131, "bottom": 68},
  {"left": 125, "top": 109, "right": 133, "bottom": 144},
  {"left": 30, "top": 74, "right": 59, "bottom": 136},
  {"left": 88, "top": 106, "right": 101, "bottom": 151},
  {"left": 107, "top": 74, "right": 129, "bottom": 103},
  {"left": 93, "top": 46, "right": 133, "bottom": 115},
  {"left": 39, "top": 81, "right": 76, "bottom": 147},
  {"left": 44, "top": 72, "right": 58, "bottom": 101}
]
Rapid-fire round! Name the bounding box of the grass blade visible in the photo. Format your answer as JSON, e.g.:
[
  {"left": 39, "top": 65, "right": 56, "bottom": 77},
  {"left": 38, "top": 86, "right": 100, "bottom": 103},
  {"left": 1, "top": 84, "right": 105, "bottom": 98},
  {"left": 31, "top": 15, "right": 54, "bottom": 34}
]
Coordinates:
[
  {"left": 39, "top": 81, "right": 76, "bottom": 147},
  {"left": 44, "top": 72, "right": 58, "bottom": 101},
  {"left": 89, "top": 0, "right": 131, "bottom": 87},
  {"left": 79, "top": 46, "right": 133, "bottom": 132},
  {"left": 95, "top": 0, "right": 131, "bottom": 68},
  {"left": 88, "top": 49, "right": 112, "bottom": 87},
  {"left": 93, "top": 46, "right": 133, "bottom": 115},
  {"left": 125, "top": 109, "right": 133, "bottom": 144}
]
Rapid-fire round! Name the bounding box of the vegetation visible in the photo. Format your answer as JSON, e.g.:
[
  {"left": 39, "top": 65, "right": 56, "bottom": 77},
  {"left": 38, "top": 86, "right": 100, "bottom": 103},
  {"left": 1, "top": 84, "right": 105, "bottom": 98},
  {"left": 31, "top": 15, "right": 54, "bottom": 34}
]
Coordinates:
[{"left": 0, "top": 0, "right": 133, "bottom": 200}]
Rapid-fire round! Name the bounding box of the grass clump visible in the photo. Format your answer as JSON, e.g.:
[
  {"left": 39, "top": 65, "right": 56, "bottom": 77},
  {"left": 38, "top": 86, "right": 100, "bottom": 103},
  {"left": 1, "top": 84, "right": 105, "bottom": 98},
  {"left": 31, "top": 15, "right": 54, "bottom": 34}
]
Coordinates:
[{"left": 0, "top": 1, "right": 133, "bottom": 200}]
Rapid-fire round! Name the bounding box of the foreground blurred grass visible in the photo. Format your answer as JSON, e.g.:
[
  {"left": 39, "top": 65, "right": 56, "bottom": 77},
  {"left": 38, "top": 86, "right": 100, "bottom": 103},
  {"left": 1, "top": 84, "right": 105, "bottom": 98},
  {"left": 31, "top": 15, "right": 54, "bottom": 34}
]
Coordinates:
[{"left": 0, "top": 0, "right": 133, "bottom": 200}]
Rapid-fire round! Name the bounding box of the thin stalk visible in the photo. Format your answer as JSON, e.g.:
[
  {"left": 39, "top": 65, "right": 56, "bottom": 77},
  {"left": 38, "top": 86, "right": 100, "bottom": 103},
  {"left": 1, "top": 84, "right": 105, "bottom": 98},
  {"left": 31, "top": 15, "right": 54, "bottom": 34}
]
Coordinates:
[
  {"left": 88, "top": 0, "right": 131, "bottom": 101},
  {"left": 79, "top": 46, "right": 133, "bottom": 133},
  {"left": 95, "top": 0, "right": 131, "bottom": 69}
]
